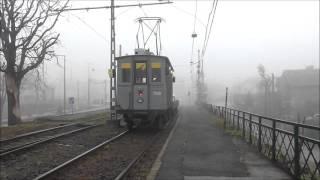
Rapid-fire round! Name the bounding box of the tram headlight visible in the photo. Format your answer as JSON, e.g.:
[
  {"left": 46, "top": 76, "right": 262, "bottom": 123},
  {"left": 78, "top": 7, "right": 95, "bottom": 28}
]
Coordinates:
[{"left": 137, "top": 97, "right": 144, "bottom": 103}]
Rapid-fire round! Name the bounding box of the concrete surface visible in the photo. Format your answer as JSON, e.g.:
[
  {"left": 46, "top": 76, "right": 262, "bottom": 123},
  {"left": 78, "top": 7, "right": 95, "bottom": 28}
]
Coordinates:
[{"left": 155, "top": 106, "right": 291, "bottom": 180}]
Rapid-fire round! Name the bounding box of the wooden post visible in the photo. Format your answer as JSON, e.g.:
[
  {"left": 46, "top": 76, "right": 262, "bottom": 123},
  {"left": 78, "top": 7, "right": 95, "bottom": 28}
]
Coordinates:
[{"left": 224, "top": 87, "right": 228, "bottom": 129}]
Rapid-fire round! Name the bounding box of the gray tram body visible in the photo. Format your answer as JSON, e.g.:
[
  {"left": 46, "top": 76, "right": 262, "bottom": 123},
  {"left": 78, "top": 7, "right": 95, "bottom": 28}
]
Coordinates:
[{"left": 116, "top": 50, "right": 177, "bottom": 128}]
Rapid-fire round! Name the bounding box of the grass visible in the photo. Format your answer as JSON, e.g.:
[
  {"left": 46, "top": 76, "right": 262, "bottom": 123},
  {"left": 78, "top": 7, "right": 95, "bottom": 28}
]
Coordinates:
[{"left": 208, "top": 115, "right": 242, "bottom": 139}]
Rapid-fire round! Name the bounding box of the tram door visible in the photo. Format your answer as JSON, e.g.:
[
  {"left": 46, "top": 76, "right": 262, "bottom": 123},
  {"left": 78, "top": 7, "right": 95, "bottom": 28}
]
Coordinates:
[{"left": 133, "top": 62, "right": 148, "bottom": 110}]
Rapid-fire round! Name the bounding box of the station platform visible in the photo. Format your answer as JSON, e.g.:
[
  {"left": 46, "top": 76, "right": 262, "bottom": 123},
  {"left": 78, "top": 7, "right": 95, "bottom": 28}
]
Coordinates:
[{"left": 152, "top": 106, "right": 291, "bottom": 180}]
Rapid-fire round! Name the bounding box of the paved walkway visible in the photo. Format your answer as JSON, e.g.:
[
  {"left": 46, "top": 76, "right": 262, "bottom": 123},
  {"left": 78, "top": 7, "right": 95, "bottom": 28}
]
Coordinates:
[{"left": 155, "top": 106, "right": 291, "bottom": 180}]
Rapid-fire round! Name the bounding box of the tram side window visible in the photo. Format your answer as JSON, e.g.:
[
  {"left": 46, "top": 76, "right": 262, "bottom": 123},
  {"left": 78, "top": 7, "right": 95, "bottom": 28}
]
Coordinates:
[
  {"left": 121, "top": 63, "right": 131, "bottom": 83},
  {"left": 135, "top": 62, "right": 147, "bottom": 84},
  {"left": 151, "top": 63, "right": 161, "bottom": 82}
]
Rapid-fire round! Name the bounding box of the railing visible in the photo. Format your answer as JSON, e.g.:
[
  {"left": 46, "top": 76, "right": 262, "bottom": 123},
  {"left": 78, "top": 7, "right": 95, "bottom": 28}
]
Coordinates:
[{"left": 206, "top": 104, "right": 320, "bottom": 180}]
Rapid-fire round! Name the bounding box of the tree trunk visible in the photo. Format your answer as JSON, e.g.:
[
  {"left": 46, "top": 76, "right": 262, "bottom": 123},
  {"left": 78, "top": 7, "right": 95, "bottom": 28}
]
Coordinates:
[{"left": 5, "top": 73, "right": 21, "bottom": 125}]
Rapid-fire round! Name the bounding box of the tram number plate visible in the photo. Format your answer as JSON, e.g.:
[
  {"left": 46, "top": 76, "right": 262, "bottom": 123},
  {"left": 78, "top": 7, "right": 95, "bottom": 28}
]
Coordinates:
[{"left": 153, "top": 91, "right": 162, "bottom": 96}]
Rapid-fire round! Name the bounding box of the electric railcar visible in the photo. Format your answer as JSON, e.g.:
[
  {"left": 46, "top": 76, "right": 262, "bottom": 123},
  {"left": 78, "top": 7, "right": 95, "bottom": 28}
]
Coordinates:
[{"left": 116, "top": 48, "right": 178, "bottom": 130}]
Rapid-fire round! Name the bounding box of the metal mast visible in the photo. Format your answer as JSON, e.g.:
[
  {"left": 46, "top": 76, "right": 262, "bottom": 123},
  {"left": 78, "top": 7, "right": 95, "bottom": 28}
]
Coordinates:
[{"left": 110, "top": 0, "right": 117, "bottom": 120}]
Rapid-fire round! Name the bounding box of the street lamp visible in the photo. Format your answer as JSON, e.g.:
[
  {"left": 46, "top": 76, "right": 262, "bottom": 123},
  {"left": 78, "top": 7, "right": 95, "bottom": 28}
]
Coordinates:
[
  {"left": 87, "top": 64, "right": 95, "bottom": 109},
  {"left": 55, "top": 55, "right": 66, "bottom": 115}
]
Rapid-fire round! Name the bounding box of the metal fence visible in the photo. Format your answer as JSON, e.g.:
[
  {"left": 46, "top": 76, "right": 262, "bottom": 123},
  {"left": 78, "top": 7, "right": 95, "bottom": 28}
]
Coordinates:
[{"left": 206, "top": 104, "right": 320, "bottom": 180}]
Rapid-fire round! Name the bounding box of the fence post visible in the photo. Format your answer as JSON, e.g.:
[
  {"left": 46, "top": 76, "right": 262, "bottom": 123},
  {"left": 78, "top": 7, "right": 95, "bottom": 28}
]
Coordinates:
[
  {"left": 272, "top": 120, "right": 276, "bottom": 161},
  {"left": 258, "top": 116, "right": 262, "bottom": 152},
  {"left": 249, "top": 114, "right": 252, "bottom": 144},
  {"left": 232, "top": 110, "right": 235, "bottom": 129},
  {"left": 242, "top": 112, "right": 246, "bottom": 139},
  {"left": 227, "top": 108, "right": 229, "bottom": 126},
  {"left": 294, "top": 124, "right": 300, "bottom": 179},
  {"left": 237, "top": 111, "right": 240, "bottom": 130},
  {"left": 223, "top": 107, "right": 226, "bottom": 129}
]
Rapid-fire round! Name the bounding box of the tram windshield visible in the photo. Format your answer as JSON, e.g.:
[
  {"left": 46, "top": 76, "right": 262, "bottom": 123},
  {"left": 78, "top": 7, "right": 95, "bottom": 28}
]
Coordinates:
[
  {"left": 151, "top": 63, "right": 161, "bottom": 82},
  {"left": 121, "top": 63, "right": 131, "bottom": 83},
  {"left": 135, "top": 62, "right": 147, "bottom": 84}
]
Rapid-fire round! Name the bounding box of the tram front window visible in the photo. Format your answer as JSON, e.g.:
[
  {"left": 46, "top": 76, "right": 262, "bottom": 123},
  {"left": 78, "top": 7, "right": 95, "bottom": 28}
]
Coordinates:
[
  {"left": 135, "top": 62, "right": 147, "bottom": 84},
  {"left": 121, "top": 63, "right": 131, "bottom": 83},
  {"left": 151, "top": 63, "right": 161, "bottom": 82}
]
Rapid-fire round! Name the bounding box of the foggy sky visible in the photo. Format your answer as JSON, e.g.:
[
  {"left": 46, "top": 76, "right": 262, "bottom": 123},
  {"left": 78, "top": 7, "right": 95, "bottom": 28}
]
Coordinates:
[{"left": 47, "top": 0, "right": 319, "bottom": 99}]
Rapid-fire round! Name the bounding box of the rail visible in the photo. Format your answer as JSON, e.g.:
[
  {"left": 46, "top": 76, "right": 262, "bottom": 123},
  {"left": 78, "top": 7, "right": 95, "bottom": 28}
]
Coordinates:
[
  {"left": 205, "top": 104, "right": 320, "bottom": 180},
  {"left": 0, "top": 124, "right": 99, "bottom": 157},
  {"left": 34, "top": 130, "right": 129, "bottom": 180}
]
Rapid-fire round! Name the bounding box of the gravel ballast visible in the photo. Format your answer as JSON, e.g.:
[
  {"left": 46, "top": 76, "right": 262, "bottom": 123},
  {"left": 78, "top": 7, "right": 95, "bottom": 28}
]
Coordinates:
[
  {"left": 0, "top": 122, "right": 124, "bottom": 180},
  {"left": 46, "top": 115, "right": 179, "bottom": 180}
]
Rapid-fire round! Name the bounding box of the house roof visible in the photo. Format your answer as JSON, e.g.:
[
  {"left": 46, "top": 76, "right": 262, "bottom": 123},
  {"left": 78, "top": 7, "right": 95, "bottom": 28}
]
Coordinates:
[{"left": 280, "top": 68, "right": 319, "bottom": 87}]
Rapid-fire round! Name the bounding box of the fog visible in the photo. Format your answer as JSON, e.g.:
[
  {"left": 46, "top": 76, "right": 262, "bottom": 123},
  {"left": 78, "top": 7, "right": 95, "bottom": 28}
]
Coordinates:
[{"left": 1, "top": 0, "right": 319, "bottom": 125}]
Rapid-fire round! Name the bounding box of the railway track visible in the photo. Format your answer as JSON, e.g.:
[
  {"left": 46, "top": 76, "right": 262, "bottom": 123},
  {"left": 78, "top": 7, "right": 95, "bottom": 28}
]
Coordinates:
[
  {"left": 0, "top": 116, "right": 106, "bottom": 157},
  {"left": 35, "top": 116, "right": 177, "bottom": 180},
  {"left": 0, "top": 123, "right": 98, "bottom": 157},
  {"left": 34, "top": 130, "right": 129, "bottom": 180},
  {"left": 0, "top": 123, "right": 78, "bottom": 143},
  {"left": 114, "top": 132, "right": 161, "bottom": 180},
  {"left": 114, "top": 118, "right": 177, "bottom": 180},
  {"left": 0, "top": 122, "right": 122, "bottom": 180}
]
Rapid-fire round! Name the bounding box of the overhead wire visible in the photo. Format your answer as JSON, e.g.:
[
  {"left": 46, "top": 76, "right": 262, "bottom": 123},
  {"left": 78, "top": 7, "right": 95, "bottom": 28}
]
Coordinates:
[
  {"left": 170, "top": 3, "right": 206, "bottom": 29},
  {"left": 115, "top": 7, "right": 133, "bottom": 18},
  {"left": 68, "top": 13, "right": 109, "bottom": 43},
  {"left": 201, "top": 0, "right": 219, "bottom": 59},
  {"left": 201, "top": 0, "right": 216, "bottom": 57}
]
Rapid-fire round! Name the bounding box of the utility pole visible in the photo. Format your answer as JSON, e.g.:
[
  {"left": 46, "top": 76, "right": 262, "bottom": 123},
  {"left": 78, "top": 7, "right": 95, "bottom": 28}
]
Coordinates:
[
  {"left": 63, "top": 56, "right": 66, "bottom": 114},
  {"left": 55, "top": 55, "right": 66, "bottom": 114},
  {"left": 196, "top": 49, "right": 200, "bottom": 103},
  {"left": 104, "top": 79, "right": 107, "bottom": 110},
  {"left": 88, "top": 64, "right": 90, "bottom": 109},
  {"left": 271, "top": 73, "right": 275, "bottom": 116},
  {"left": 224, "top": 87, "right": 228, "bottom": 129},
  {"left": 77, "top": 81, "right": 80, "bottom": 110}
]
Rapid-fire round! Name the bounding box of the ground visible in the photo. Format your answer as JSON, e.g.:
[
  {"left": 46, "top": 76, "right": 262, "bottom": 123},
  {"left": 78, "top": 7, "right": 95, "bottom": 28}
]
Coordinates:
[{"left": 155, "top": 105, "right": 291, "bottom": 180}]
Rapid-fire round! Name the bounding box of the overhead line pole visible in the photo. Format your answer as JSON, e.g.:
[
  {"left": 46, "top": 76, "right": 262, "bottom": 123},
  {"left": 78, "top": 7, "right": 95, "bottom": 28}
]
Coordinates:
[{"left": 110, "top": 0, "right": 117, "bottom": 120}]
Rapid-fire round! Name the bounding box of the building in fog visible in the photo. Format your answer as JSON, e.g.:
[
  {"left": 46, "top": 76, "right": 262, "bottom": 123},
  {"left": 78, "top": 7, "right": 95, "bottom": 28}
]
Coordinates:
[{"left": 277, "top": 66, "right": 320, "bottom": 119}]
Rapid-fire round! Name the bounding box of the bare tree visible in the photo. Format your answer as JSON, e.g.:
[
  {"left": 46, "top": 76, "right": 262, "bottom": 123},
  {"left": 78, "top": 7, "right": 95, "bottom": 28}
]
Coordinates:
[
  {"left": 257, "top": 64, "right": 271, "bottom": 115},
  {"left": 0, "top": 0, "right": 68, "bottom": 125},
  {"left": 0, "top": 71, "right": 6, "bottom": 123}
]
